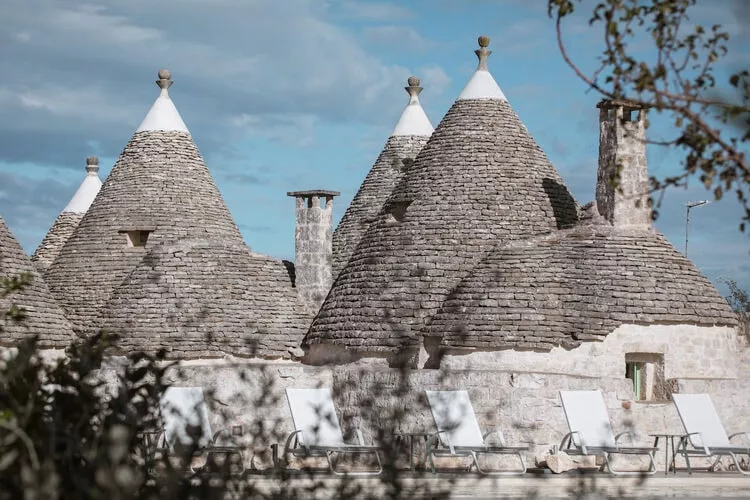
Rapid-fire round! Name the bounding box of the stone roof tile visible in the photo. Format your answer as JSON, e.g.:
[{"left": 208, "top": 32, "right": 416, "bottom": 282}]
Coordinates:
[
  {"left": 44, "top": 130, "right": 244, "bottom": 332},
  {"left": 309, "top": 38, "right": 578, "bottom": 355},
  {"left": 32, "top": 157, "right": 102, "bottom": 271},
  {"left": 332, "top": 78, "right": 433, "bottom": 278},
  {"left": 1, "top": 215, "right": 75, "bottom": 348},
  {"left": 430, "top": 224, "right": 736, "bottom": 350},
  {"left": 99, "top": 240, "right": 312, "bottom": 359}
]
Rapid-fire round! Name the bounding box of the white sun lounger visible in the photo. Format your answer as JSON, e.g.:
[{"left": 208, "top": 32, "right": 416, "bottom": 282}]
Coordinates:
[
  {"left": 158, "top": 387, "right": 243, "bottom": 473},
  {"left": 160, "top": 387, "right": 215, "bottom": 449},
  {"left": 283, "top": 387, "right": 382, "bottom": 475},
  {"left": 559, "top": 390, "right": 656, "bottom": 475},
  {"left": 672, "top": 393, "right": 750, "bottom": 475},
  {"left": 425, "top": 390, "right": 528, "bottom": 475}
]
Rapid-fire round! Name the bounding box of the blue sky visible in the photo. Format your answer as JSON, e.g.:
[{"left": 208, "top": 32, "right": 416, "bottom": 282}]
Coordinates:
[{"left": 0, "top": 0, "right": 748, "bottom": 296}]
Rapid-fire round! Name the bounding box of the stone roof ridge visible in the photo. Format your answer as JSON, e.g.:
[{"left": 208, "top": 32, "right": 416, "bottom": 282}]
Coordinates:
[
  {"left": 136, "top": 69, "right": 189, "bottom": 133},
  {"left": 63, "top": 156, "right": 103, "bottom": 214},
  {"left": 457, "top": 35, "right": 507, "bottom": 101},
  {"left": 391, "top": 76, "right": 434, "bottom": 137}
]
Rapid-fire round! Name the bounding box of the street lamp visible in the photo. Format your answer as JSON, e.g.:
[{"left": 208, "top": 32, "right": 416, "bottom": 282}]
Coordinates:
[{"left": 685, "top": 200, "right": 711, "bottom": 257}]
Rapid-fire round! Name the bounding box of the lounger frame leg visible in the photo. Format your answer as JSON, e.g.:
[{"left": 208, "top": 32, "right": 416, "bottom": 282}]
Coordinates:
[
  {"left": 728, "top": 452, "right": 750, "bottom": 475},
  {"left": 602, "top": 452, "right": 657, "bottom": 476},
  {"left": 325, "top": 450, "right": 383, "bottom": 476}
]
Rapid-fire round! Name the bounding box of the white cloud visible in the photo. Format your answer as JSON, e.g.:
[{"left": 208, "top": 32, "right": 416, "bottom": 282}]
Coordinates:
[
  {"left": 0, "top": 84, "right": 141, "bottom": 128},
  {"left": 362, "top": 25, "right": 430, "bottom": 51},
  {"left": 228, "top": 113, "right": 320, "bottom": 148},
  {"left": 416, "top": 64, "right": 451, "bottom": 97},
  {"left": 54, "top": 4, "right": 163, "bottom": 43},
  {"left": 333, "top": 1, "right": 413, "bottom": 21},
  {"left": 0, "top": 0, "right": 425, "bottom": 129}
]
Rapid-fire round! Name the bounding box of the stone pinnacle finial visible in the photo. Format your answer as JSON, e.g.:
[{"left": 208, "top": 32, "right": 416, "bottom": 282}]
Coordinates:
[
  {"left": 475, "top": 35, "right": 492, "bottom": 71},
  {"left": 86, "top": 156, "right": 99, "bottom": 174},
  {"left": 405, "top": 75, "right": 423, "bottom": 100},
  {"left": 156, "top": 68, "right": 173, "bottom": 90}
]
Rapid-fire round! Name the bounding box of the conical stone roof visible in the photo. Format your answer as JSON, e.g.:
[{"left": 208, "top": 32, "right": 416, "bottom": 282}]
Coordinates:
[
  {"left": 308, "top": 37, "right": 578, "bottom": 357},
  {"left": 332, "top": 76, "right": 433, "bottom": 278},
  {"left": 1, "top": 215, "right": 75, "bottom": 347},
  {"left": 98, "top": 240, "right": 313, "bottom": 359},
  {"left": 32, "top": 156, "right": 103, "bottom": 272},
  {"left": 429, "top": 219, "right": 737, "bottom": 350},
  {"left": 44, "top": 70, "right": 245, "bottom": 333}
]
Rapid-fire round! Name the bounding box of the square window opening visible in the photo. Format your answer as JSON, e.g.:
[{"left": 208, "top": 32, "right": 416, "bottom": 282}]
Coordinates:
[
  {"left": 625, "top": 353, "right": 667, "bottom": 402},
  {"left": 124, "top": 230, "right": 151, "bottom": 248}
]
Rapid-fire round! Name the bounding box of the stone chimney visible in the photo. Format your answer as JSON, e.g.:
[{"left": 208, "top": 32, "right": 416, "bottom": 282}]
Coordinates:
[
  {"left": 287, "top": 190, "right": 340, "bottom": 312},
  {"left": 596, "top": 99, "right": 651, "bottom": 228}
]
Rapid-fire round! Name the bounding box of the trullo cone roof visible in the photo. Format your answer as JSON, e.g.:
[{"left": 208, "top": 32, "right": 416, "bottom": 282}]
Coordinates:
[
  {"left": 44, "top": 70, "right": 312, "bottom": 358},
  {"left": 332, "top": 76, "right": 433, "bottom": 278},
  {"left": 1, "top": 214, "right": 75, "bottom": 347},
  {"left": 308, "top": 36, "right": 579, "bottom": 355},
  {"left": 32, "top": 156, "right": 103, "bottom": 272}
]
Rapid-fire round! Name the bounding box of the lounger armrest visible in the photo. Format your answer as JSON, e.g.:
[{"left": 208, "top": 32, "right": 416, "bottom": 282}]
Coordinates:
[
  {"left": 431, "top": 430, "right": 455, "bottom": 454},
  {"left": 614, "top": 431, "right": 635, "bottom": 447},
  {"left": 142, "top": 429, "right": 167, "bottom": 456},
  {"left": 560, "top": 431, "right": 588, "bottom": 455},
  {"left": 728, "top": 432, "right": 750, "bottom": 446},
  {"left": 682, "top": 432, "right": 710, "bottom": 455},
  {"left": 483, "top": 429, "right": 507, "bottom": 447},
  {"left": 283, "top": 429, "right": 307, "bottom": 456}
]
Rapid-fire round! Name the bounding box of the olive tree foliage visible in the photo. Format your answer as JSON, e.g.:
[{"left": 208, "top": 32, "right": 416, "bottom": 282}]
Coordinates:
[
  {"left": 548, "top": 0, "right": 750, "bottom": 229},
  {"left": 725, "top": 279, "right": 750, "bottom": 340},
  {"left": 0, "top": 319, "right": 194, "bottom": 498},
  {"left": 0, "top": 276, "right": 453, "bottom": 499}
]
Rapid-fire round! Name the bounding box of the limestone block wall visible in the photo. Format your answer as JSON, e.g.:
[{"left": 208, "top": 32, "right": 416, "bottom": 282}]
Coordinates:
[
  {"left": 440, "top": 324, "right": 738, "bottom": 380},
  {"left": 91, "top": 345, "right": 749, "bottom": 471}
]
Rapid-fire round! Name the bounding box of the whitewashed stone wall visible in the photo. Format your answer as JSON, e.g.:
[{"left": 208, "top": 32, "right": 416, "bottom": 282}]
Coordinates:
[
  {"left": 93, "top": 339, "right": 748, "bottom": 471},
  {"left": 439, "top": 324, "right": 739, "bottom": 380}
]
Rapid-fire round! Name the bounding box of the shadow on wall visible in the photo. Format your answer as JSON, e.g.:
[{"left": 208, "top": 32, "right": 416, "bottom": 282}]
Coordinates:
[{"left": 542, "top": 178, "right": 578, "bottom": 229}]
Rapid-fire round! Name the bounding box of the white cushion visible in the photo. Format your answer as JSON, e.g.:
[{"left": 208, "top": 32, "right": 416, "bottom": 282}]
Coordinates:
[
  {"left": 560, "top": 390, "right": 617, "bottom": 448},
  {"left": 673, "top": 393, "right": 731, "bottom": 448},
  {"left": 160, "top": 386, "right": 213, "bottom": 448},
  {"left": 426, "top": 390, "right": 485, "bottom": 448},
  {"left": 286, "top": 388, "right": 345, "bottom": 447}
]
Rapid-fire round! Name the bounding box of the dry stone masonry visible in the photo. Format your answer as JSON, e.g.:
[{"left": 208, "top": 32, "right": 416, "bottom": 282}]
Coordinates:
[
  {"left": 596, "top": 100, "right": 651, "bottom": 228},
  {"left": 31, "top": 212, "right": 83, "bottom": 272},
  {"left": 308, "top": 38, "right": 578, "bottom": 364},
  {"left": 0, "top": 215, "right": 74, "bottom": 347},
  {"left": 98, "top": 239, "right": 312, "bottom": 359},
  {"left": 41, "top": 71, "right": 310, "bottom": 359},
  {"left": 331, "top": 76, "right": 433, "bottom": 279},
  {"left": 430, "top": 222, "right": 736, "bottom": 353},
  {"left": 32, "top": 156, "right": 102, "bottom": 271},
  {"left": 44, "top": 131, "right": 244, "bottom": 333},
  {"left": 0, "top": 37, "right": 746, "bottom": 458},
  {"left": 288, "top": 190, "right": 340, "bottom": 313}
]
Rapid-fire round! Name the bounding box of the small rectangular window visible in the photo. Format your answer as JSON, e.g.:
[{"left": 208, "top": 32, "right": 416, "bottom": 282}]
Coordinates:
[
  {"left": 625, "top": 353, "right": 666, "bottom": 402},
  {"left": 124, "top": 230, "right": 151, "bottom": 248}
]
